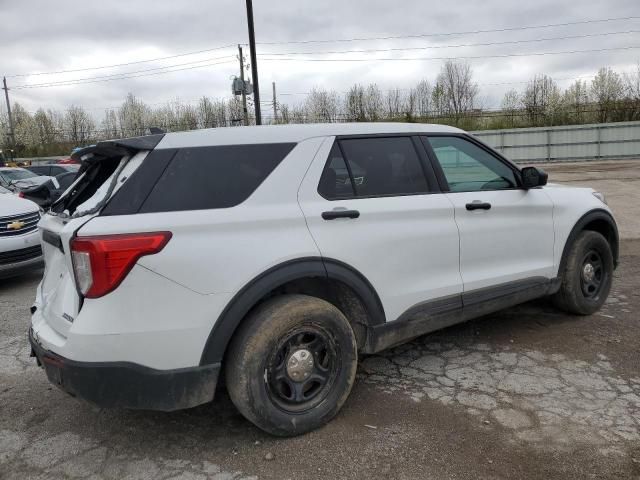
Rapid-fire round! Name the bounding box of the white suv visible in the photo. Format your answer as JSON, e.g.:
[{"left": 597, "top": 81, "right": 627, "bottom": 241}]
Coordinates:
[{"left": 29, "top": 123, "right": 618, "bottom": 436}]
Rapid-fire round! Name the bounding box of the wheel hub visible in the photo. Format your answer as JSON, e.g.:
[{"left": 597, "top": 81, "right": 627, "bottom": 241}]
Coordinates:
[
  {"left": 582, "top": 263, "right": 595, "bottom": 282},
  {"left": 286, "top": 349, "right": 314, "bottom": 382}
]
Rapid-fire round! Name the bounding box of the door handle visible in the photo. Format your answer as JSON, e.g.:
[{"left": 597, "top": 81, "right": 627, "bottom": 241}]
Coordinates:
[
  {"left": 322, "top": 209, "right": 360, "bottom": 220},
  {"left": 465, "top": 201, "right": 491, "bottom": 211}
]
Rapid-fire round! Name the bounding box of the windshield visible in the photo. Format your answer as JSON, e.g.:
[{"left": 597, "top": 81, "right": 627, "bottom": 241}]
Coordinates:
[
  {"left": 0, "top": 185, "right": 10, "bottom": 194},
  {"left": 2, "top": 169, "right": 38, "bottom": 180}
]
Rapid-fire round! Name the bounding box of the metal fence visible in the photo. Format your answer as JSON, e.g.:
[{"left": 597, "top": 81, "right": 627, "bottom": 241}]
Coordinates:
[{"left": 472, "top": 120, "right": 640, "bottom": 163}]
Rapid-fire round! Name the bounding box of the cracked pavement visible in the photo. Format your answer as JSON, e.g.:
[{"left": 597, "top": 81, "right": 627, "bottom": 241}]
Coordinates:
[
  {"left": 2, "top": 161, "right": 640, "bottom": 479},
  {"left": 2, "top": 249, "right": 639, "bottom": 480}
]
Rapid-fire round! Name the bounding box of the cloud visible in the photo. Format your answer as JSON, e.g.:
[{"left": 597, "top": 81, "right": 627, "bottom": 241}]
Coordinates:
[{"left": 1, "top": 0, "right": 638, "bottom": 117}]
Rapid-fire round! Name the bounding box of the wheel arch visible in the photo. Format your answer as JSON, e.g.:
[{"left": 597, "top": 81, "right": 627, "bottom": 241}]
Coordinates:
[
  {"left": 558, "top": 209, "right": 619, "bottom": 278},
  {"left": 199, "top": 257, "right": 385, "bottom": 366}
]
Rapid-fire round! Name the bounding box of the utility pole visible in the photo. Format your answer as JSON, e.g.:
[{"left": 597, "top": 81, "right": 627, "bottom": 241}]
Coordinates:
[
  {"left": 272, "top": 81, "right": 277, "bottom": 124},
  {"left": 238, "top": 45, "right": 249, "bottom": 126},
  {"left": 245, "top": 0, "right": 261, "bottom": 125},
  {"left": 2, "top": 77, "right": 15, "bottom": 147}
]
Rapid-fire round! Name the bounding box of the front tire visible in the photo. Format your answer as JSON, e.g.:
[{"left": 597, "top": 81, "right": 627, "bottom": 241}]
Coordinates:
[
  {"left": 552, "top": 230, "right": 613, "bottom": 315},
  {"left": 225, "top": 294, "right": 358, "bottom": 436}
]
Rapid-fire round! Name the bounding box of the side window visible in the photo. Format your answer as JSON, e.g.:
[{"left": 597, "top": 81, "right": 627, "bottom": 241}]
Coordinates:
[
  {"left": 425, "top": 136, "right": 517, "bottom": 192},
  {"left": 336, "top": 137, "right": 429, "bottom": 197},
  {"left": 140, "top": 143, "right": 296, "bottom": 212},
  {"left": 318, "top": 143, "right": 355, "bottom": 199}
]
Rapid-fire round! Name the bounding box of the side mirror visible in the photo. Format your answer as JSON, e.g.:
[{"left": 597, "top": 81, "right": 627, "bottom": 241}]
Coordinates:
[{"left": 521, "top": 166, "right": 548, "bottom": 189}]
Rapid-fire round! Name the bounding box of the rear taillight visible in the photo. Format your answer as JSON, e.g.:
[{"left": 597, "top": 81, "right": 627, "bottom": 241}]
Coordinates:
[
  {"left": 18, "top": 192, "right": 24, "bottom": 198},
  {"left": 70, "top": 232, "right": 172, "bottom": 298}
]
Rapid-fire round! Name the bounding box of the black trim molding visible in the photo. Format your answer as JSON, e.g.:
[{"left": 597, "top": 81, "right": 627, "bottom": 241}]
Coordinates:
[
  {"left": 364, "top": 277, "right": 554, "bottom": 354},
  {"left": 199, "top": 257, "right": 386, "bottom": 366},
  {"left": 558, "top": 209, "right": 619, "bottom": 273},
  {"left": 29, "top": 328, "right": 219, "bottom": 411}
]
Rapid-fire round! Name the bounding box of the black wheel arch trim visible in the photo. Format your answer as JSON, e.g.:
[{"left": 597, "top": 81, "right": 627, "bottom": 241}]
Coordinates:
[
  {"left": 558, "top": 209, "right": 619, "bottom": 278},
  {"left": 199, "top": 257, "right": 386, "bottom": 366}
]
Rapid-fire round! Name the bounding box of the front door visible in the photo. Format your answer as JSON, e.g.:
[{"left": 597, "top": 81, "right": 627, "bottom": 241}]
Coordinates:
[{"left": 422, "top": 135, "right": 555, "bottom": 293}]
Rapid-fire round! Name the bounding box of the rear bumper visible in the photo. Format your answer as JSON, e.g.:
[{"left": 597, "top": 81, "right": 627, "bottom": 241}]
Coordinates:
[{"left": 28, "top": 328, "right": 220, "bottom": 411}]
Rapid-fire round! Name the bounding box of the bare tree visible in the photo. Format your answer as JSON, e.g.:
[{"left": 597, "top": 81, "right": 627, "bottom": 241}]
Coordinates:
[
  {"left": 521, "top": 75, "right": 561, "bottom": 126},
  {"left": 344, "top": 84, "right": 366, "bottom": 122},
  {"left": 11, "top": 103, "right": 35, "bottom": 155},
  {"left": 118, "top": 93, "right": 149, "bottom": 137},
  {"left": 305, "top": 88, "right": 340, "bottom": 123},
  {"left": 500, "top": 89, "right": 520, "bottom": 128},
  {"left": 227, "top": 97, "right": 245, "bottom": 125},
  {"left": 562, "top": 79, "right": 590, "bottom": 124},
  {"left": 363, "top": 84, "right": 383, "bottom": 121},
  {"left": 591, "top": 67, "right": 624, "bottom": 123},
  {"left": 32, "top": 109, "right": 58, "bottom": 146},
  {"left": 101, "top": 109, "right": 119, "bottom": 138},
  {"left": 65, "top": 105, "right": 95, "bottom": 145},
  {"left": 431, "top": 82, "right": 447, "bottom": 118},
  {"left": 413, "top": 79, "right": 432, "bottom": 119},
  {"left": 385, "top": 88, "right": 405, "bottom": 119},
  {"left": 436, "top": 60, "right": 479, "bottom": 124},
  {"left": 623, "top": 62, "right": 640, "bottom": 120}
]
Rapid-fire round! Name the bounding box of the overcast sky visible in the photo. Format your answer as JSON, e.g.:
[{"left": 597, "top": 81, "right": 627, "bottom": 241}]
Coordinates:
[{"left": 1, "top": 0, "right": 638, "bottom": 119}]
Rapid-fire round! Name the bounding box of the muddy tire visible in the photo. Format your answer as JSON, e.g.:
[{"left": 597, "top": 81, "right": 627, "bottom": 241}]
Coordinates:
[
  {"left": 552, "top": 230, "right": 613, "bottom": 315},
  {"left": 225, "top": 294, "right": 358, "bottom": 436}
]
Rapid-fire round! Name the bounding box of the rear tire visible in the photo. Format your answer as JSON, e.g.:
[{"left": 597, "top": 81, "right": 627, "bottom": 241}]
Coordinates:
[
  {"left": 552, "top": 230, "right": 613, "bottom": 315},
  {"left": 225, "top": 294, "right": 358, "bottom": 436}
]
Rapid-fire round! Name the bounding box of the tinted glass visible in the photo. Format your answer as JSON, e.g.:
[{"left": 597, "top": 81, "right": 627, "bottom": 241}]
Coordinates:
[
  {"left": 3, "top": 169, "right": 37, "bottom": 180},
  {"left": 56, "top": 172, "right": 77, "bottom": 190},
  {"left": 425, "top": 136, "right": 517, "bottom": 192},
  {"left": 318, "top": 143, "right": 355, "bottom": 199},
  {"left": 140, "top": 143, "right": 295, "bottom": 212},
  {"left": 338, "top": 137, "right": 429, "bottom": 196},
  {"left": 29, "top": 166, "right": 49, "bottom": 175},
  {"left": 50, "top": 166, "right": 67, "bottom": 175}
]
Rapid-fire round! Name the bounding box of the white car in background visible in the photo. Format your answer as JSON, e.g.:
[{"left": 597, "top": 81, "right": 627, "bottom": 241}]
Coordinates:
[{"left": 0, "top": 185, "right": 43, "bottom": 278}]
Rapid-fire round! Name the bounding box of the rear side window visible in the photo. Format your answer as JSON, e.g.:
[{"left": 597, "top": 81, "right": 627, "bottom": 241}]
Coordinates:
[
  {"left": 319, "top": 137, "right": 430, "bottom": 199},
  {"left": 140, "top": 143, "right": 295, "bottom": 213},
  {"left": 318, "top": 143, "right": 356, "bottom": 199}
]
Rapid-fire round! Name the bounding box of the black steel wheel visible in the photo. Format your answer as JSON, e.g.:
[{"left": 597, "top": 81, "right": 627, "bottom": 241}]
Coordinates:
[
  {"left": 226, "top": 294, "right": 358, "bottom": 436},
  {"left": 266, "top": 326, "right": 339, "bottom": 413},
  {"left": 579, "top": 249, "right": 607, "bottom": 299},
  {"left": 552, "top": 230, "right": 614, "bottom": 315}
]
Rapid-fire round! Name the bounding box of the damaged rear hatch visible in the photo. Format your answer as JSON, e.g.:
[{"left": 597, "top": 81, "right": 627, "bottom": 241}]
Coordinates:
[{"left": 33, "top": 134, "right": 164, "bottom": 345}]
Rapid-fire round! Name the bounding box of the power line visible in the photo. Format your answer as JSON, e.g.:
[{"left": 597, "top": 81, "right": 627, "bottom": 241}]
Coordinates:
[
  {"left": 7, "top": 15, "right": 638, "bottom": 79},
  {"left": 279, "top": 73, "right": 609, "bottom": 96},
  {"left": 260, "top": 45, "right": 640, "bottom": 62},
  {"left": 13, "top": 56, "right": 235, "bottom": 89},
  {"left": 256, "top": 15, "right": 640, "bottom": 45},
  {"left": 12, "top": 59, "right": 236, "bottom": 89},
  {"left": 260, "top": 30, "right": 640, "bottom": 56},
  {"left": 5, "top": 44, "right": 239, "bottom": 78}
]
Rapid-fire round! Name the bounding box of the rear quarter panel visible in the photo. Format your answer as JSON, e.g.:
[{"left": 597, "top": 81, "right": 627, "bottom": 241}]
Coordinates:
[{"left": 77, "top": 137, "right": 326, "bottom": 295}]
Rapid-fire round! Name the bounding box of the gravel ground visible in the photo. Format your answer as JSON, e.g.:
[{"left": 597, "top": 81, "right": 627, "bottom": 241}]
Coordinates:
[{"left": 1, "top": 160, "right": 639, "bottom": 480}]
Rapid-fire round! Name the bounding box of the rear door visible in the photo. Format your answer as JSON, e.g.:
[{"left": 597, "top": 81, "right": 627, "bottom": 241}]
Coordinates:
[
  {"left": 421, "top": 135, "right": 555, "bottom": 293},
  {"left": 298, "top": 135, "right": 462, "bottom": 322},
  {"left": 35, "top": 147, "right": 148, "bottom": 339}
]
